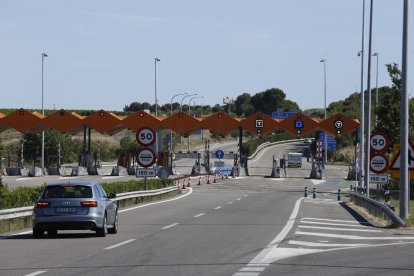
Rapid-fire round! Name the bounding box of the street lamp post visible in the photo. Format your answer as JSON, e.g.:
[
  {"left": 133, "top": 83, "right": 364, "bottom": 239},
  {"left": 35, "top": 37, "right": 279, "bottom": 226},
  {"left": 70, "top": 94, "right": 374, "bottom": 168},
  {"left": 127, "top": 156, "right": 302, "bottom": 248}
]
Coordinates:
[
  {"left": 41, "top": 53, "right": 48, "bottom": 171},
  {"left": 364, "top": 0, "right": 374, "bottom": 198},
  {"left": 320, "top": 59, "right": 328, "bottom": 165},
  {"left": 180, "top": 94, "right": 197, "bottom": 151},
  {"left": 187, "top": 96, "right": 204, "bottom": 152},
  {"left": 373, "top": 52, "right": 379, "bottom": 127},
  {"left": 170, "top": 93, "right": 188, "bottom": 152},
  {"left": 359, "top": 0, "right": 366, "bottom": 191},
  {"left": 154, "top": 58, "right": 160, "bottom": 155}
]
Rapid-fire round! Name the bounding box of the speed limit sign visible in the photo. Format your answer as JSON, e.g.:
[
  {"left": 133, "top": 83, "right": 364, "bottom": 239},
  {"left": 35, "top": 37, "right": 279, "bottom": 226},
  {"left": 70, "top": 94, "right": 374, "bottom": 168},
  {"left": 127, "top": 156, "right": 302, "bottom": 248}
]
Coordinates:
[
  {"left": 136, "top": 127, "right": 156, "bottom": 147},
  {"left": 370, "top": 131, "right": 389, "bottom": 152}
]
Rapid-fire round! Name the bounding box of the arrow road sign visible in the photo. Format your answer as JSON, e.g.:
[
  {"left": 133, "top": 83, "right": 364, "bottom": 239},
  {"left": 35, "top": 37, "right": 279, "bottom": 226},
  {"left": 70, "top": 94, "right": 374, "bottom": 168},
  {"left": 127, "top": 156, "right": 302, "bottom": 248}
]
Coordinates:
[{"left": 215, "top": 150, "right": 224, "bottom": 159}]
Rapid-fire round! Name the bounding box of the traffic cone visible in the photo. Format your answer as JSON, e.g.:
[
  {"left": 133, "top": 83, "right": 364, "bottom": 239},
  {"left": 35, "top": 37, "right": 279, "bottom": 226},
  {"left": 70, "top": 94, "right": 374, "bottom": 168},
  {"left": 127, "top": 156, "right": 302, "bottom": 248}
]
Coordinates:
[
  {"left": 198, "top": 176, "right": 202, "bottom": 185},
  {"left": 207, "top": 175, "right": 212, "bottom": 184},
  {"left": 221, "top": 174, "right": 224, "bottom": 180},
  {"left": 213, "top": 174, "right": 217, "bottom": 183},
  {"left": 187, "top": 177, "right": 192, "bottom": 187},
  {"left": 177, "top": 179, "right": 180, "bottom": 190},
  {"left": 182, "top": 178, "right": 186, "bottom": 189}
]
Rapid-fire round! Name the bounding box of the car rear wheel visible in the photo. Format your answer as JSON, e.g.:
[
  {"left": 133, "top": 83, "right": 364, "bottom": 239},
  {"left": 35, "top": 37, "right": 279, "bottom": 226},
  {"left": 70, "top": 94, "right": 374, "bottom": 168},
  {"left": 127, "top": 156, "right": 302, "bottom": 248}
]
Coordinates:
[
  {"left": 47, "top": 229, "right": 58, "bottom": 237},
  {"left": 33, "top": 228, "right": 44, "bottom": 239},
  {"left": 108, "top": 212, "right": 118, "bottom": 234},
  {"left": 96, "top": 214, "right": 107, "bottom": 237}
]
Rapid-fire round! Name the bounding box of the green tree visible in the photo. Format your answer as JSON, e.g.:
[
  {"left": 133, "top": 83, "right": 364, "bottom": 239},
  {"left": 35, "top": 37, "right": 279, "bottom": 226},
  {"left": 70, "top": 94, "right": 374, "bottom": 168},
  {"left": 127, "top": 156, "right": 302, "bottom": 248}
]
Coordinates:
[{"left": 235, "top": 93, "right": 255, "bottom": 116}]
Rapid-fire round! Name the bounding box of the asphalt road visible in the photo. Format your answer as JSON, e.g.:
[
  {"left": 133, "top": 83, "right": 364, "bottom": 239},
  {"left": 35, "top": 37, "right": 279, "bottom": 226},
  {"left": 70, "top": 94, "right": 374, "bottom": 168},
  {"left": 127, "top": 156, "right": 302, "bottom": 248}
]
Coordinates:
[
  {"left": 2, "top": 141, "right": 414, "bottom": 275},
  {"left": 2, "top": 172, "right": 414, "bottom": 275}
]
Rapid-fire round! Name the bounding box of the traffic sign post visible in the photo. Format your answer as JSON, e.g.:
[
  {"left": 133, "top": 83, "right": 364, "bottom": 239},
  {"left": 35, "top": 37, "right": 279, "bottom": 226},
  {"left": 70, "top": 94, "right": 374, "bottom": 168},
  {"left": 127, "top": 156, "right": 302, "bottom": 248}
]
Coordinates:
[
  {"left": 136, "top": 127, "right": 156, "bottom": 147},
  {"left": 370, "top": 153, "right": 389, "bottom": 174},
  {"left": 215, "top": 150, "right": 224, "bottom": 160},
  {"left": 136, "top": 148, "right": 157, "bottom": 168},
  {"left": 136, "top": 168, "right": 157, "bottom": 178},
  {"left": 370, "top": 132, "right": 389, "bottom": 152}
]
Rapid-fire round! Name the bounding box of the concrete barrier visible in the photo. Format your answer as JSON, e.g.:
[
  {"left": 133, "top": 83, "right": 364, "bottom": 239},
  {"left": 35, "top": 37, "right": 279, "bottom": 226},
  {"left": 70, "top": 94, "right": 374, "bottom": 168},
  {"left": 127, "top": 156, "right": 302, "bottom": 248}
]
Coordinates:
[
  {"left": 28, "top": 167, "right": 43, "bottom": 177},
  {"left": 71, "top": 166, "right": 88, "bottom": 176},
  {"left": 111, "top": 166, "right": 127, "bottom": 176}
]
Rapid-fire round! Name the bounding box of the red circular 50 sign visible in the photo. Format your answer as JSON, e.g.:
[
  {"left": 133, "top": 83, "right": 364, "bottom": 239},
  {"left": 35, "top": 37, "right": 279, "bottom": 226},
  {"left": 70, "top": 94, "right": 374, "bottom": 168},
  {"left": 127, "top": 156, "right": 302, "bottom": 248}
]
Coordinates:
[
  {"left": 136, "top": 127, "right": 156, "bottom": 147},
  {"left": 370, "top": 131, "right": 389, "bottom": 152}
]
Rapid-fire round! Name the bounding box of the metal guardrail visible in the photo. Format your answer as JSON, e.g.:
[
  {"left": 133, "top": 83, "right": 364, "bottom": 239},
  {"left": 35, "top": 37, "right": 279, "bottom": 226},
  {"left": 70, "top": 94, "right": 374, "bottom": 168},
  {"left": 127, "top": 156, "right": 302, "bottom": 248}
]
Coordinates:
[
  {"left": 350, "top": 192, "right": 406, "bottom": 227},
  {"left": 0, "top": 186, "right": 179, "bottom": 221},
  {"left": 248, "top": 139, "right": 306, "bottom": 159}
]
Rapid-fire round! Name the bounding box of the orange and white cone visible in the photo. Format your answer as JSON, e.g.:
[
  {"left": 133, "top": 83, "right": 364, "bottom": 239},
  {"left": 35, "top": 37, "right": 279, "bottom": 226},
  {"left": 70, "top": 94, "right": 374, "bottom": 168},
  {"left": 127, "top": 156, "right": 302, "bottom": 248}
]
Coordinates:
[
  {"left": 213, "top": 174, "right": 217, "bottom": 183},
  {"left": 187, "top": 177, "right": 192, "bottom": 187},
  {"left": 182, "top": 178, "right": 186, "bottom": 189},
  {"left": 207, "top": 175, "right": 212, "bottom": 184},
  {"left": 198, "top": 176, "right": 202, "bottom": 185}
]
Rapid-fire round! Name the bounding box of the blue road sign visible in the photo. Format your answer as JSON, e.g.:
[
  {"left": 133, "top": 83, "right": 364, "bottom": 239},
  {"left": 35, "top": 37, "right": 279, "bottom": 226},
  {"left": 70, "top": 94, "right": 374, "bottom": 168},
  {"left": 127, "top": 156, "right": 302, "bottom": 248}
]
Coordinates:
[
  {"left": 319, "top": 132, "right": 336, "bottom": 150},
  {"left": 215, "top": 150, "right": 225, "bottom": 159},
  {"left": 271, "top": 111, "right": 296, "bottom": 119}
]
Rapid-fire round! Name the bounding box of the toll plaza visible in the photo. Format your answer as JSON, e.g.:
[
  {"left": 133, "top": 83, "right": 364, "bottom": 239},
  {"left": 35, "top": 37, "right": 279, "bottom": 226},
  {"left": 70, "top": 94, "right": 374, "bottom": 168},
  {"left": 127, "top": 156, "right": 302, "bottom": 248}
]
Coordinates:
[{"left": 0, "top": 108, "right": 359, "bottom": 178}]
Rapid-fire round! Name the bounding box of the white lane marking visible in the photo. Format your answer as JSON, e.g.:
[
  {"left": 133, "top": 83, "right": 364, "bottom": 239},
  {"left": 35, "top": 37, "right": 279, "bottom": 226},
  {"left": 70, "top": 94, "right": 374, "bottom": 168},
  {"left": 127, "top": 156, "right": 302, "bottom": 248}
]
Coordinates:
[
  {"left": 104, "top": 239, "right": 136, "bottom": 250},
  {"left": 194, "top": 213, "right": 205, "bottom": 218},
  {"left": 300, "top": 220, "right": 370, "bottom": 227},
  {"left": 295, "top": 231, "right": 414, "bottom": 240},
  {"left": 24, "top": 271, "right": 47, "bottom": 276},
  {"left": 119, "top": 187, "right": 193, "bottom": 213},
  {"left": 102, "top": 176, "right": 125, "bottom": 180},
  {"left": 236, "top": 198, "right": 242, "bottom": 201},
  {"left": 311, "top": 180, "right": 325, "bottom": 185},
  {"left": 214, "top": 206, "right": 222, "bottom": 210},
  {"left": 239, "top": 267, "right": 266, "bottom": 272},
  {"left": 249, "top": 197, "right": 304, "bottom": 264},
  {"left": 227, "top": 202, "right": 233, "bottom": 204},
  {"left": 246, "top": 264, "right": 269, "bottom": 267},
  {"left": 289, "top": 240, "right": 370, "bottom": 247},
  {"left": 12, "top": 230, "right": 32, "bottom": 236},
  {"left": 233, "top": 272, "right": 260, "bottom": 276},
  {"left": 298, "top": 225, "right": 382, "bottom": 233},
  {"left": 301, "top": 217, "right": 364, "bottom": 224},
  {"left": 16, "top": 178, "right": 32, "bottom": 181},
  {"left": 162, "top": 223, "right": 179, "bottom": 230}
]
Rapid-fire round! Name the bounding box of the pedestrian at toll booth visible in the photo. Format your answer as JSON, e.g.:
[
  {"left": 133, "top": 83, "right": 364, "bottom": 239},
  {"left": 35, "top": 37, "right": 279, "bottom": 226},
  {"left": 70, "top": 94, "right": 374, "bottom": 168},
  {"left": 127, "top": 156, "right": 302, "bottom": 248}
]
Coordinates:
[{"left": 280, "top": 158, "right": 287, "bottom": 176}]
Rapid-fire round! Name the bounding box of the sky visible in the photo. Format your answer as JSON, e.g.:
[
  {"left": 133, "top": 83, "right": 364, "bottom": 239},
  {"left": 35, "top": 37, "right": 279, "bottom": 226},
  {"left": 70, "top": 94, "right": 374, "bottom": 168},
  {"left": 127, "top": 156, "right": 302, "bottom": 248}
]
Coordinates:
[{"left": 0, "top": 0, "right": 413, "bottom": 112}]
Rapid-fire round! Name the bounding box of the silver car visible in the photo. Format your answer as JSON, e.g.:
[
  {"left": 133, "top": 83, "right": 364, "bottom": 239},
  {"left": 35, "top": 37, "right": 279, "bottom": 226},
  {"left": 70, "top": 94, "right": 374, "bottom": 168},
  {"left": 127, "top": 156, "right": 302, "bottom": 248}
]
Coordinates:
[{"left": 32, "top": 181, "right": 118, "bottom": 238}]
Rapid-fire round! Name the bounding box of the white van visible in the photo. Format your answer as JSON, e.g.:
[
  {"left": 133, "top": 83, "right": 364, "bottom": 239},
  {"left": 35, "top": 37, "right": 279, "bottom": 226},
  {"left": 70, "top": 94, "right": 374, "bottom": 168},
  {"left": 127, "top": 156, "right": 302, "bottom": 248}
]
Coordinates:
[{"left": 287, "top": 153, "right": 302, "bottom": 168}]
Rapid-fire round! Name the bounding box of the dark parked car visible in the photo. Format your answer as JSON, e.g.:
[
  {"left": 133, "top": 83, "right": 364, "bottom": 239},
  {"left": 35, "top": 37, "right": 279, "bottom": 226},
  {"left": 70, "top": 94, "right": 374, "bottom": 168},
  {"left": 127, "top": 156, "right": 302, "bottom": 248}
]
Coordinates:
[{"left": 32, "top": 181, "right": 118, "bottom": 238}]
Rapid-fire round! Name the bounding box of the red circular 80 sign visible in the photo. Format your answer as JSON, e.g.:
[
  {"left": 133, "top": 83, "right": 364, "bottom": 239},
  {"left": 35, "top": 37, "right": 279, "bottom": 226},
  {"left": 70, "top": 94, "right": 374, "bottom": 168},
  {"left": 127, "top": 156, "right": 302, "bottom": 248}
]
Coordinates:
[{"left": 136, "top": 127, "right": 156, "bottom": 147}]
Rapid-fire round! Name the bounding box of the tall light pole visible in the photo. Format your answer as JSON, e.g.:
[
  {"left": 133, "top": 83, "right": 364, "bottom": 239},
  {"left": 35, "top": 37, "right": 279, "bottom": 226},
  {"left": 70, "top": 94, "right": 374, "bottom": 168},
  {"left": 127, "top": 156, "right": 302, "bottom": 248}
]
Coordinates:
[
  {"left": 41, "top": 53, "right": 48, "bottom": 170},
  {"left": 320, "top": 59, "right": 328, "bottom": 165},
  {"left": 180, "top": 93, "right": 197, "bottom": 111},
  {"left": 372, "top": 52, "right": 379, "bottom": 128},
  {"left": 187, "top": 96, "right": 204, "bottom": 152},
  {"left": 359, "top": 0, "right": 366, "bottom": 191},
  {"left": 400, "top": 0, "right": 410, "bottom": 219},
  {"left": 170, "top": 93, "right": 187, "bottom": 152},
  {"left": 364, "top": 0, "right": 374, "bottom": 198},
  {"left": 154, "top": 58, "right": 160, "bottom": 117},
  {"left": 154, "top": 58, "right": 160, "bottom": 155},
  {"left": 180, "top": 93, "right": 197, "bottom": 151}
]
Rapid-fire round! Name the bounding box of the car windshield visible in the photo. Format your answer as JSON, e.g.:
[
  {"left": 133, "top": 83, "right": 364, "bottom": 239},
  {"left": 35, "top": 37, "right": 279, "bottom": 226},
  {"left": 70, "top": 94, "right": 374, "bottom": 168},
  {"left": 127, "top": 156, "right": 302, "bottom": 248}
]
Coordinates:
[{"left": 42, "top": 185, "right": 93, "bottom": 199}]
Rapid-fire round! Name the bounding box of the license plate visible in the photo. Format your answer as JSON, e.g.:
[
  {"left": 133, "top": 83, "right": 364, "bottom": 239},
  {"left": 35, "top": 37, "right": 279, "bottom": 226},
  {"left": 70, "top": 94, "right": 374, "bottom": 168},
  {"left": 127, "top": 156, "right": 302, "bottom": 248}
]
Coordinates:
[{"left": 56, "top": 207, "right": 76, "bottom": 213}]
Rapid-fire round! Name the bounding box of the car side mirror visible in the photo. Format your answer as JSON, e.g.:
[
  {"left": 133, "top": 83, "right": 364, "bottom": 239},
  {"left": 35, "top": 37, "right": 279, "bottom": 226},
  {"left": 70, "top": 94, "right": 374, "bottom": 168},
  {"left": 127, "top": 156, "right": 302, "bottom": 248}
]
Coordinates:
[{"left": 108, "top": 193, "right": 116, "bottom": 199}]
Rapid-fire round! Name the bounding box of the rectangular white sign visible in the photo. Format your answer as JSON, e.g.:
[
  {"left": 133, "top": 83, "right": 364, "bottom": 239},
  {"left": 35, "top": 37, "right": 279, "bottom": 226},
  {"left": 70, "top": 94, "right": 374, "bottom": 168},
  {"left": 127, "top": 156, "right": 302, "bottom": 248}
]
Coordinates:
[
  {"left": 369, "top": 174, "right": 389, "bottom": 184},
  {"left": 136, "top": 168, "right": 157, "bottom": 178},
  {"left": 214, "top": 161, "right": 225, "bottom": 167}
]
